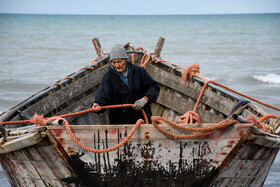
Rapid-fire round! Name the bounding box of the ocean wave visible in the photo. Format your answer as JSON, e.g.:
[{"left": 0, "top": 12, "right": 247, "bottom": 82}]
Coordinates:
[{"left": 253, "top": 74, "right": 280, "bottom": 84}]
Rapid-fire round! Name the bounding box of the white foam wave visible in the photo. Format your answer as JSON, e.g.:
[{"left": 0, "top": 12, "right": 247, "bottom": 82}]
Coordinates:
[{"left": 253, "top": 74, "right": 280, "bottom": 84}]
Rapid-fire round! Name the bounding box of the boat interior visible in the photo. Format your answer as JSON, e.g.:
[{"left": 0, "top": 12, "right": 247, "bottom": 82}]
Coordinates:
[{"left": 1, "top": 43, "right": 276, "bottom": 133}]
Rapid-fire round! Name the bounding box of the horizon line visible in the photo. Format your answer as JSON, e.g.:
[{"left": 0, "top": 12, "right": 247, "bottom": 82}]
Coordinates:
[{"left": 1, "top": 12, "right": 280, "bottom": 16}]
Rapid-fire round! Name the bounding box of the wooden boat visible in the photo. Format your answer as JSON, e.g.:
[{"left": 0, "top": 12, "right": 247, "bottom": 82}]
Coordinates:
[{"left": 0, "top": 38, "right": 280, "bottom": 187}]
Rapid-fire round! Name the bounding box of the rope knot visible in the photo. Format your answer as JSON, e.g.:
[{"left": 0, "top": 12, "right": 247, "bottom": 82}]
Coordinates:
[
  {"left": 151, "top": 116, "right": 162, "bottom": 124},
  {"left": 246, "top": 115, "right": 266, "bottom": 131},
  {"left": 31, "top": 113, "right": 48, "bottom": 127},
  {"left": 178, "top": 111, "right": 201, "bottom": 124},
  {"left": 181, "top": 63, "right": 200, "bottom": 83}
]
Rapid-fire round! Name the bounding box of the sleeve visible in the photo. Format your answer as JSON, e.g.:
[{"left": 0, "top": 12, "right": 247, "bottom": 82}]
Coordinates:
[
  {"left": 141, "top": 68, "right": 160, "bottom": 103},
  {"left": 93, "top": 74, "right": 112, "bottom": 112}
]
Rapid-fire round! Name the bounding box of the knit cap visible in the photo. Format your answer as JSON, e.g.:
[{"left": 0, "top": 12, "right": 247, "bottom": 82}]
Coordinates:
[{"left": 109, "top": 44, "right": 128, "bottom": 61}]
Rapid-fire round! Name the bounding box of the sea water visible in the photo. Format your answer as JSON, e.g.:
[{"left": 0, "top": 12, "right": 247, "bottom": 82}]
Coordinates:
[{"left": 0, "top": 14, "right": 279, "bottom": 186}]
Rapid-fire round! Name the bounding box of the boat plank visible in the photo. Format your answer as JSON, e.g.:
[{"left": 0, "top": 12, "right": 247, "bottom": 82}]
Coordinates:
[
  {"left": 55, "top": 92, "right": 101, "bottom": 124},
  {"left": 146, "top": 63, "right": 236, "bottom": 116},
  {"left": 25, "top": 145, "right": 74, "bottom": 179},
  {"left": 213, "top": 178, "right": 252, "bottom": 186},
  {"left": 252, "top": 127, "right": 280, "bottom": 148},
  {"left": 218, "top": 159, "right": 263, "bottom": 178},
  {"left": 84, "top": 112, "right": 95, "bottom": 125},
  {"left": 30, "top": 179, "right": 51, "bottom": 187},
  {"left": 234, "top": 144, "right": 266, "bottom": 160},
  {"left": 17, "top": 160, "right": 42, "bottom": 179},
  {"left": 0, "top": 157, "right": 24, "bottom": 186},
  {"left": 0, "top": 132, "right": 43, "bottom": 154},
  {"left": 46, "top": 123, "right": 252, "bottom": 166},
  {"left": 157, "top": 88, "right": 193, "bottom": 115},
  {"left": 157, "top": 88, "right": 225, "bottom": 122},
  {"left": 241, "top": 109, "right": 255, "bottom": 118},
  {"left": 250, "top": 148, "right": 279, "bottom": 185},
  {"left": 212, "top": 139, "right": 279, "bottom": 186},
  {"left": 13, "top": 64, "right": 108, "bottom": 121},
  {"left": 39, "top": 145, "right": 65, "bottom": 160},
  {"left": 75, "top": 115, "right": 88, "bottom": 125},
  {"left": 31, "top": 160, "right": 65, "bottom": 179},
  {"left": 150, "top": 103, "right": 165, "bottom": 117},
  {"left": 97, "top": 111, "right": 109, "bottom": 124},
  {"left": 0, "top": 139, "right": 78, "bottom": 186}
]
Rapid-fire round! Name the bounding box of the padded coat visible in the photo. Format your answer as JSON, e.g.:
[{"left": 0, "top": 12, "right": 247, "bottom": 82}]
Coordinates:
[{"left": 94, "top": 62, "right": 160, "bottom": 124}]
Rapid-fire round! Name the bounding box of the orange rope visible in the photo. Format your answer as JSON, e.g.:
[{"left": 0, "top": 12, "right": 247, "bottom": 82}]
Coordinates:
[
  {"left": 178, "top": 77, "right": 280, "bottom": 126},
  {"left": 89, "top": 60, "right": 97, "bottom": 66},
  {"left": 75, "top": 67, "right": 94, "bottom": 74},
  {"left": 16, "top": 112, "right": 145, "bottom": 153},
  {"left": 246, "top": 115, "right": 266, "bottom": 131},
  {"left": 154, "top": 58, "right": 173, "bottom": 66},
  {"left": 259, "top": 114, "right": 279, "bottom": 123},
  {"left": 50, "top": 83, "right": 62, "bottom": 88},
  {"left": 133, "top": 47, "right": 184, "bottom": 74},
  {"left": 63, "top": 118, "right": 144, "bottom": 153},
  {"left": 152, "top": 116, "right": 237, "bottom": 132},
  {"left": 132, "top": 46, "right": 147, "bottom": 65},
  {"left": 60, "top": 77, "right": 75, "bottom": 82},
  {"left": 89, "top": 56, "right": 99, "bottom": 65},
  {"left": 0, "top": 104, "right": 149, "bottom": 126},
  {"left": 134, "top": 46, "right": 146, "bottom": 52},
  {"left": 140, "top": 53, "right": 151, "bottom": 68},
  {"left": 151, "top": 116, "right": 237, "bottom": 139},
  {"left": 172, "top": 66, "right": 185, "bottom": 71},
  {"left": 153, "top": 122, "right": 211, "bottom": 139},
  {"left": 194, "top": 80, "right": 280, "bottom": 112},
  {"left": 178, "top": 111, "right": 200, "bottom": 124},
  {"left": 181, "top": 63, "right": 200, "bottom": 83},
  {"left": 0, "top": 104, "right": 148, "bottom": 153}
]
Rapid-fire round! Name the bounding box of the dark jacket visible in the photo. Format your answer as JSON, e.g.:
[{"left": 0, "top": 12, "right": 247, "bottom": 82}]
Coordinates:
[{"left": 94, "top": 62, "right": 160, "bottom": 124}]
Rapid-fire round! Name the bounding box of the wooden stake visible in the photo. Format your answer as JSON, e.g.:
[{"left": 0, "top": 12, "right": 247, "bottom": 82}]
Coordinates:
[
  {"left": 92, "top": 38, "right": 104, "bottom": 58},
  {"left": 154, "top": 37, "right": 165, "bottom": 58}
]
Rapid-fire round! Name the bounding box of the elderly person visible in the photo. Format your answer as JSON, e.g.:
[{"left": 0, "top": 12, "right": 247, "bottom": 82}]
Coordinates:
[{"left": 92, "top": 44, "right": 160, "bottom": 124}]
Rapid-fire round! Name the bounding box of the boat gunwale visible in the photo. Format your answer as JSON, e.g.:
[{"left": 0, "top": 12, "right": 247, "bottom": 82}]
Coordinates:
[
  {"left": 45, "top": 122, "right": 254, "bottom": 130},
  {"left": 1, "top": 49, "right": 268, "bottom": 127},
  {"left": 0, "top": 122, "right": 255, "bottom": 155}
]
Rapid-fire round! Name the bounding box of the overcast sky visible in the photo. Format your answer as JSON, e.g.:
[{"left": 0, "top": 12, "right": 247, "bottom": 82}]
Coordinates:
[{"left": 0, "top": 0, "right": 280, "bottom": 15}]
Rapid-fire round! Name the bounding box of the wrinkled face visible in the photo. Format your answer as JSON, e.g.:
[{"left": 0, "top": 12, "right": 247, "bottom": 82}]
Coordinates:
[{"left": 111, "top": 59, "right": 127, "bottom": 72}]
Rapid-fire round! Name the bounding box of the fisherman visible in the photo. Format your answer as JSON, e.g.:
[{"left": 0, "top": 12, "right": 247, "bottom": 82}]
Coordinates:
[{"left": 92, "top": 44, "right": 160, "bottom": 124}]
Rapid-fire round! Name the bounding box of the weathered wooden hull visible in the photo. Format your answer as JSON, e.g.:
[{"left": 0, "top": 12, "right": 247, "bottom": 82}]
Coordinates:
[
  {"left": 1, "top": 123, "right": 280, "bottom": 187},
  {"left": 0, "top": 41, "right": 279, "bottom": 186}
]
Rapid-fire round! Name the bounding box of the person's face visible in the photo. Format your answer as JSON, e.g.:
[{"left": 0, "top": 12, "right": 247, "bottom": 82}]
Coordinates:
[{"left": 111, "top": 59, "right": 127, "bottom": 72}]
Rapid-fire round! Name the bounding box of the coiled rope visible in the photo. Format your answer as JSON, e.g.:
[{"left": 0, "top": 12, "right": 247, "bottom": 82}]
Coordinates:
[{"left": 151, "top": 116, "right": 238, "bottom": 139}]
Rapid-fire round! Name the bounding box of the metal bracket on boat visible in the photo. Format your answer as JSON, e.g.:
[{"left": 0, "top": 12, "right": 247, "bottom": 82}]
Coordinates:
[
  {"left": 47, "top": 119, "right": 65, "bottom": 126},
  {"left": 228, "top": 99, "right": 250, "bottom": 117},
  {"left": 232, "top": 114, "right": 250, "bottom": 123}
]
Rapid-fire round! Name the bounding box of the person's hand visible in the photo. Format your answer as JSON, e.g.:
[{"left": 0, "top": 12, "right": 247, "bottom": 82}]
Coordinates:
[
  {"left": 92, "top": 103, "right": 101, "bottom": 112},
  {"left": 133, "top": 97, "right": 148, "bottom": 111}
]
